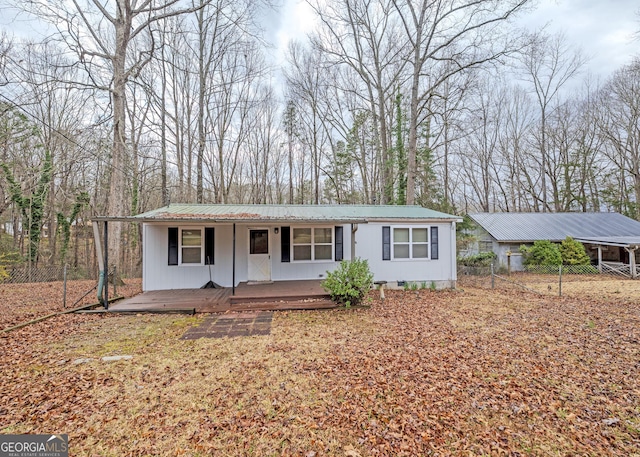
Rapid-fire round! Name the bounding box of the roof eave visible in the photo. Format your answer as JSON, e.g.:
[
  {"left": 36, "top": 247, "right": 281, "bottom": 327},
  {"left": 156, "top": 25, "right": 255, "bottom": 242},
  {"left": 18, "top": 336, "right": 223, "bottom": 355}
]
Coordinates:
[
  {"left": 92, "top": 216, "right": 370, "bottom": 224},
  {"left": 92, "top": 215, "right": 462, "bottom": 224},
  {"left": 493, "top": 239, "right": 565, "bottom": 243},
  {"left": 574, "top": 238, "right": 639, "bottom": 248}
]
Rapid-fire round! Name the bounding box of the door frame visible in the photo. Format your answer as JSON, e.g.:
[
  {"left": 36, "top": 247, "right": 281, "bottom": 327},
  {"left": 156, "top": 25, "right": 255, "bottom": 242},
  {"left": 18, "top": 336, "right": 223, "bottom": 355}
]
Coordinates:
[{"left": 247, "top": 227, "right": 271, "bottom": 282}]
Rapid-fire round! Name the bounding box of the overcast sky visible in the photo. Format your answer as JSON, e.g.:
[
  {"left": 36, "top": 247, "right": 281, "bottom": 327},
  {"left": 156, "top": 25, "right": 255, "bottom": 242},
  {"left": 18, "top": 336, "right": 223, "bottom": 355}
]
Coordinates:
[
  {"left": 1, "top": 0, "right": 637, "bottom": 80},
  {"left": 268, "top": 0, "right": 639, "bottom": 79}
]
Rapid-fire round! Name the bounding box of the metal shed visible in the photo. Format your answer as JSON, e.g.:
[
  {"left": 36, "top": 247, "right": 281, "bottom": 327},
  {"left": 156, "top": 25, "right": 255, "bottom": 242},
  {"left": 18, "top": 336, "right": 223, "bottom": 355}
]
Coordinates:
[{"left": 467, "top": 212, "right": 640, "bottom": 274}]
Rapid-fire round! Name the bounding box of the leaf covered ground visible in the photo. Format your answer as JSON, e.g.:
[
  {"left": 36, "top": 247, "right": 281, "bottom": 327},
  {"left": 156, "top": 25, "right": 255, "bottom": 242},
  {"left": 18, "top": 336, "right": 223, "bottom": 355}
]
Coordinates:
[
  {"left": 0, "top": 278, "right": 142, "bottom": 329},
  {"left": 1, "top": 280, "right": 639, "bottom": 456}
]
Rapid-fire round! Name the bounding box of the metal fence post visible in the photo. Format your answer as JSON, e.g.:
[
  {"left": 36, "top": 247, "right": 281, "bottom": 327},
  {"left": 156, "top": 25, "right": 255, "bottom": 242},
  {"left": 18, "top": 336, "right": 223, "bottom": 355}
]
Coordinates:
[
  {"left": 559, "top": 265, "right": 562, "bottom": 297},
  {"left": 491, "top": 263, "right": 495, "bottom": 289},
  {"left": 63, "top": 264, "right": 67, "bottom": 308},
  {"left": 113, "top": 266, "right": 117, "bottom": 297}
]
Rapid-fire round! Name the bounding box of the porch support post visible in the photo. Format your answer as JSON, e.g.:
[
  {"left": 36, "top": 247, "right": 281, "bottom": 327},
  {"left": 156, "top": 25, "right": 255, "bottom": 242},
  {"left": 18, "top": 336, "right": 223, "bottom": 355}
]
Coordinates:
[
  {"left": 232, "top": 223, "right": 236, "bottom": 295},
  {"left": 627, "top": 247, "right": 637, "bottom": 279},
  {"left": 597, "top": 245, "right": 602, "bottom": 273},
  {"left": 103, "top": 221, "right": 109, "bottom": 309},
  {"left": 92, "top": 221, "right": 104, "bottom": 273}
]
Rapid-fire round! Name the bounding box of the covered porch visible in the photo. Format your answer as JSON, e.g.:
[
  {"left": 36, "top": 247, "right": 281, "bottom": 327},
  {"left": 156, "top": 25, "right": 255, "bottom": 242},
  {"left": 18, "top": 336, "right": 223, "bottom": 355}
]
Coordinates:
[
  {"left": 108, "top": 279, "right": 336, "bottom": 313},
  {"left": 576, "top": 236, "right": 640, "bottom": 279}
]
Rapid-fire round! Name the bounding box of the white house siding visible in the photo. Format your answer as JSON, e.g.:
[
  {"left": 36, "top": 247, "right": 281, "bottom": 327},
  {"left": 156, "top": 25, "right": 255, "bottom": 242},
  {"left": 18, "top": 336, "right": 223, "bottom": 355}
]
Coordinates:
[
  {"left": 142, "top": 222, "right": 353, "bottom": 290},
  {"left": 355, "top": 221, "right": 457, "bottom": 288},
  {"left": 270, "top": 224, "right": 353, "bottom": 281},
  {"left": 143, "top": 223, "right": 235, "bottom": 291}
]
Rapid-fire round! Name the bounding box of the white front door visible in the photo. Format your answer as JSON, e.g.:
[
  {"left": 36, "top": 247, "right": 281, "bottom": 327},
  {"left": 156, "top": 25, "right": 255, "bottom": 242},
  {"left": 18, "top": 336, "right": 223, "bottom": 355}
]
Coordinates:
[{"left": 248, "top": 229, "right": 271, "bottom": 282}]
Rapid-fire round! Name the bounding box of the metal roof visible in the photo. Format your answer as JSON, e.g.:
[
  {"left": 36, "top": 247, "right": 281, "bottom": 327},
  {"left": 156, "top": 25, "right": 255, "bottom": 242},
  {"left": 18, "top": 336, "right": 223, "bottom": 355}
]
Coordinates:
[
  {"left": 574, "top": 236, "right": 640, "bottom": 249},
  {"left": 468, "top": 212, "right": 640, "bottom": 242},
  {"left": 94, "top": 204, "right": 462, "bottom": 223}
]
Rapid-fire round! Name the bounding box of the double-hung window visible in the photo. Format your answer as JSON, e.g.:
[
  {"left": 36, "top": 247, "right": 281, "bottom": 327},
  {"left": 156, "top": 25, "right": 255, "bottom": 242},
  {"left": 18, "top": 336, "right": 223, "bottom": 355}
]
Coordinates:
[
  {"left": 393, "top": 227, "right": 429, "bottom": 260},
  {"left": 169, "top": 227, "right": 214, "bottom": 266},
  {"left": 292, "top": 227, "right": 333, "bottom": 261},
  {"left": 181, "top": 228, "right": 202, "bottom": 264}
]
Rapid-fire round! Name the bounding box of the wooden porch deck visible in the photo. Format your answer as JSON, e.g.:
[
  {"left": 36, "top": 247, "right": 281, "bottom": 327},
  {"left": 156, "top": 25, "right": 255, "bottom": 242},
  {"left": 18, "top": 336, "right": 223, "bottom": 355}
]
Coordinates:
[{"left": 108, "top": 280, "right": 336, "bottom": 313}]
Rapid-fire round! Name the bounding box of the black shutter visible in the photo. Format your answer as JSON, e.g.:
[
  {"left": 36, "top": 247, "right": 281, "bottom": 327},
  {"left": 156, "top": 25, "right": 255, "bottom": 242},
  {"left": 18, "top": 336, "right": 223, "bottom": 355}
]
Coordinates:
[
  {"left": 431, "top": 226, "right": 439, "bottom": 260},
  {"left": 335, "top": 226, "right": 344, "bottom": 261},
  {"left": 204, "top": 227, "right": 215, "bottom": 264},
  {"left": 382, "top": 226, "right": 391, "bottom": 261},
  {"left": 168, "top": 227, "right": 178, "bottom": 265},
  {"left": 281, "top": 226, "right": 290, "bottom": 262}
]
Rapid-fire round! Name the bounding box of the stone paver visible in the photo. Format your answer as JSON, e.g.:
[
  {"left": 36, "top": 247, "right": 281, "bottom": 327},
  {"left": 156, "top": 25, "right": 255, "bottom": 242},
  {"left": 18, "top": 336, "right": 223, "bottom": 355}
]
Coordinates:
[{"left": 181, "top": 312, "right": 273, "bottom": 340}]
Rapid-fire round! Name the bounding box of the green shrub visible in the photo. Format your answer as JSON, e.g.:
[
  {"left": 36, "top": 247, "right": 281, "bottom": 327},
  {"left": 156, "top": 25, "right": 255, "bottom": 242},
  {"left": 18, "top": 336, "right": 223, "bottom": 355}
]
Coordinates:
[
  {"left": 458, "top": 251, "right": 496, "bottom": 267},
  {"left": 322, "top": 258, "right": 373, "bottom": 307},
  {"left": 560, "top": 237, "right": 591, "bottom": 265},
  {"left": 521, "top": 240, "right": 562, "bottom": 266}
]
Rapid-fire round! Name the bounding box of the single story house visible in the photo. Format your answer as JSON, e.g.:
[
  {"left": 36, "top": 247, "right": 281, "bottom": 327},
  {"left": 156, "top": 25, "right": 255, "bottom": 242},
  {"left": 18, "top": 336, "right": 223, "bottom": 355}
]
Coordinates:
[
  {"left": 95, "top": 204, "right": 462, "bottom": 291},
  {"left": 465, "top": 212, "right": 640, "bottom": 273}
]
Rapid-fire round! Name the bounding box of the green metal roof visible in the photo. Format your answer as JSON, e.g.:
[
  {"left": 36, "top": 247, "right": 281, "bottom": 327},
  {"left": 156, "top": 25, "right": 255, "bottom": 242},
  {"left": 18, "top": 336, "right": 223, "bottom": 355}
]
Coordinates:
[{"left": 94, "top": 204, "right": 461, "bottom": 223}]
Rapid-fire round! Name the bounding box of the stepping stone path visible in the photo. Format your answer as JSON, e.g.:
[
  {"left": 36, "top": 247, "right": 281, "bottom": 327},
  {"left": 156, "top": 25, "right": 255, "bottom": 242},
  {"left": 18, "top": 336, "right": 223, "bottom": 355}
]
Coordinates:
[{"left": 181, "top": 312, "right": 273, "bottom": 340}]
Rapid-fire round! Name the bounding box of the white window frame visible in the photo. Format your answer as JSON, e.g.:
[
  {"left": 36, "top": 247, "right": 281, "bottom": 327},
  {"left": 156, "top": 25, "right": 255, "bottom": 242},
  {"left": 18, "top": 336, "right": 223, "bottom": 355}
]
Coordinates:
[
  {"left": 179, "top": 226, "right": 203, "bottom": 265},
  {"left": 291, "top": 226, "right": 334, "bottom": 263},
  {"left": 392, "top": 226, "right": 430, "bottom": 261}
]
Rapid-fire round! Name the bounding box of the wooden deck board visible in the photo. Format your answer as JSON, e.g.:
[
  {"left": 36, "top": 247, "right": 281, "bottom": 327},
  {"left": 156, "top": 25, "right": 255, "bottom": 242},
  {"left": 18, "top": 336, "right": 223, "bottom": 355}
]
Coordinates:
[{"left": 109, "top": 280, "right": 332, "bottom": 313}]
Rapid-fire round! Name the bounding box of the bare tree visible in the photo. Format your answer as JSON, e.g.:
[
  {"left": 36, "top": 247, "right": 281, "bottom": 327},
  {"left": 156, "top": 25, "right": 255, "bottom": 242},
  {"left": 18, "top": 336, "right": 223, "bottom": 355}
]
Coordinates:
[
  {"left": 16, "top": 0, "right": 211, "bottom": 268},
  {"left": 598, "top": 58, "right": 640, "bottom": 219},
  {"left": 309, "top": 0, "right": 407, "bottom": 204},
  {"left": 391, "top": 0, "right": 531, "bottom": 205},
  {"left": 518, "top": 32, "right": 585, "bottom": 211}
]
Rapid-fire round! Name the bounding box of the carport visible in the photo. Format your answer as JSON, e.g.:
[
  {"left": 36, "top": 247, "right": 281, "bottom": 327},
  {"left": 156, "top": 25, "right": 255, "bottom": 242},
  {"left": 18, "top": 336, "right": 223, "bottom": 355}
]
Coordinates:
[{"left": 575, "top": 236, "right": 640, "bottom": 278}]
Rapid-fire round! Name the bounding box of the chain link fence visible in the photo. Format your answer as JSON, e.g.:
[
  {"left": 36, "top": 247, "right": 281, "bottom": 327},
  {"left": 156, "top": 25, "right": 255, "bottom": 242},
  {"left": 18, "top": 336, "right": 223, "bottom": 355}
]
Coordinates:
[
  {"left": 458, "top": 263, "right": 633, "bottom": 297},
  {"left": 1, "top": 265, "right": 93, "bottom": 284},
  {"left": 0, "top": 264, "right": 142, "bottom": 284}
]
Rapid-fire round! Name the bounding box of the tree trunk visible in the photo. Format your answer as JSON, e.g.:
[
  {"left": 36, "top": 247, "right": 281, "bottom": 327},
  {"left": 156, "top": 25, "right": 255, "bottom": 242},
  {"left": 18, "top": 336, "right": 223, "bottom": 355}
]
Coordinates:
[
  {"left": 106, "top": 3, "right": 130, "bottom": 272},
  {"left": 406, "top": 62, "right": 420, "bottom": 205}
]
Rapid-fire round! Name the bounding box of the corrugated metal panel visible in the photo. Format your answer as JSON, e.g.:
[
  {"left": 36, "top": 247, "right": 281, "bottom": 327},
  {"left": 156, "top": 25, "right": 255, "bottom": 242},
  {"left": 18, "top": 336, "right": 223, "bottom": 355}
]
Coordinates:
[
  {"left": 131, "top": 204, "right": 460, "bottom": 222},
  {"left": 469, "top": 212, "right": 640, "bottom": 242},
  {"left": 574, "top": 236, "right": 640, "bottom": 247}
]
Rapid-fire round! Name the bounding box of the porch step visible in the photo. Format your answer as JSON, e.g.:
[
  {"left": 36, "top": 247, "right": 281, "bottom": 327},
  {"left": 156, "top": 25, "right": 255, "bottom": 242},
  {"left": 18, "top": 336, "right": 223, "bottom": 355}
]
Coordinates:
[
  {"left": 230, "top": 293, "right": 331, "bottom": 305},
  {"left": 230, "top": 299, "right": 337, "bottom": 311}
]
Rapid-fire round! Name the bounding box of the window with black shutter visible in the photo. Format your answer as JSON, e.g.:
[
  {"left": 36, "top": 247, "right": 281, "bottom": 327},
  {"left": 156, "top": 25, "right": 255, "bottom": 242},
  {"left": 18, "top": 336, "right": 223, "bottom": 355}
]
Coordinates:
[
  {"left": 335, "top": 226, "right": 343, "bottom": 261},
  {"left": 204, "top": 227, "right": 215, "bottom": 264},
  {"left": 281, "top": 226, "right": 290, "bottom": 262},
  {"left": 430, "top": 226, "right": 439, "bottom": 260},
  {"left": 382, "top": 226, "right": 391, "bottom": 260},
  {"left": 168, "top": 227, "right": 178, "bottom": 265}
]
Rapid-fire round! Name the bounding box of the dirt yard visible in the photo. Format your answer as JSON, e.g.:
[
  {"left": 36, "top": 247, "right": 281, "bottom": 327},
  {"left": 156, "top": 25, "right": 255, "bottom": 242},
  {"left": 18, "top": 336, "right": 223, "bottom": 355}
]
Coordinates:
[{"left": 1, "top": 277, "right": 639, "bottom": 456}]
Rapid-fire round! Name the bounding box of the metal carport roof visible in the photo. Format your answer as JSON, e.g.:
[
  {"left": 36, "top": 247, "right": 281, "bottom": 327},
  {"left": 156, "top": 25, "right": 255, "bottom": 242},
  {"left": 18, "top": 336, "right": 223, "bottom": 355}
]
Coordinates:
[
  {"left": 468, "top": 212, "right": 640, "bottom": 243},
  {"left": 574, "top": 237, "right": 640, "bottom": 249}
]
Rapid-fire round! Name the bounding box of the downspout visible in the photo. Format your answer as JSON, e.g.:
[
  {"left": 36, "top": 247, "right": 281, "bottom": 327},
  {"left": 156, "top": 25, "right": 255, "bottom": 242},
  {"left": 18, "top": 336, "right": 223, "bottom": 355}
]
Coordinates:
[
  {"left": 452, "top": 221, "right": 457, "bottom": 289},
  {"left": 92, "top": 221, "right": 106, "bottom": 305},
  {"left": 351, "top": 223, "right": 358, "bottom": 260}
]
